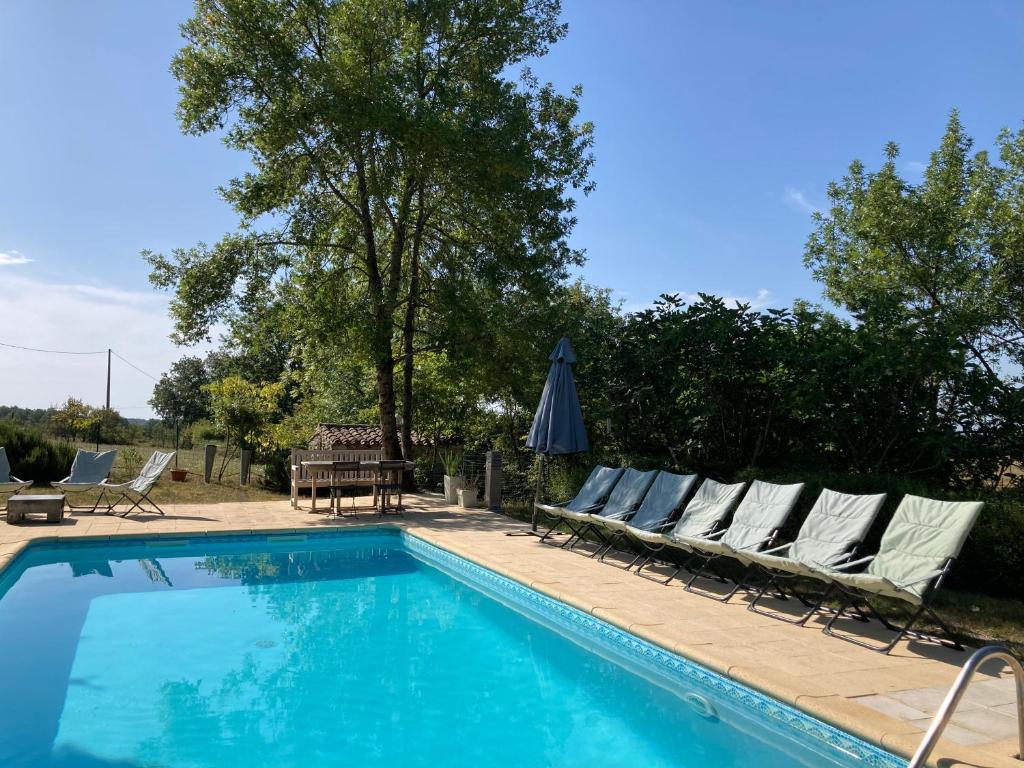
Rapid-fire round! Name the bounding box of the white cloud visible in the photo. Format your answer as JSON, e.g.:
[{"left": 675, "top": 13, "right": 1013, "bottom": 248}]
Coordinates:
[
  {"left": 0, "top": 250, "right": 32, "bottom": 266},
  {"left": 783, "top": 186, "right": 822, "bottom": 215},
  {"left": 623, "top": 288, "right": 775, "bottom": 313},
  {"left": 677, "top": 288, "right": 774, "bottom": 309},
  {"left": 904, "top": 160, "right": 926, "bottom": 175},
  {"left": 0, "top": 273, "right": 210, "bottom": 416}
]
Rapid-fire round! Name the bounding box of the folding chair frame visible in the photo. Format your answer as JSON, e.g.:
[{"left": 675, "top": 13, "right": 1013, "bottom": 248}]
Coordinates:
[
  {"left": 634, "top": 531, "right": 715, "bottom": 585},
  {"left": 591, "top": 509, "right": 681, "bottom": 565},
  {"left": 680, "top": 529, "right": 782, "bottom": 601},
  {"left": 821, "top": 559, "right": 963, "bottom": 654},
  {"left": 535, "top": 502, "right": 602, "bottom": 544},
  {"left": 746, "top": 546, "right": 865, "bottom": 625},
  {"left": 55, "top": 486, "right": 111, "bottom": 513},
  {"left": 110, "top": 488, "right": 166, "bottom": 517}
]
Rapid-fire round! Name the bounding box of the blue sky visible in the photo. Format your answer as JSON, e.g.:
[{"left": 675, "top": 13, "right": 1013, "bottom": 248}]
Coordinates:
[{"left": 2, "top": 0, "right": 1024, "bottom": 413}]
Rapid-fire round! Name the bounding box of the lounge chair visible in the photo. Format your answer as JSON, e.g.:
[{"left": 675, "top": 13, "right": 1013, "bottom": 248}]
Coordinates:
[
  {"left": 814, "top": 495, "right": 984, "bottom": 653},
  {"left": 0, "top": 447, "right": 32, "bottom": 510},
  {"left": 101, "top": 450, "right": 176, "bottom": 516},
  {"left": 535, "top": 465, "right": 624, "bottom": 542},
  {"left": 741, "top": 488, "right": 887, "bottom": 624},
  {"left": 51, "top": 449, "right": 118, "bottom": 512},
  {"left": 589, "top": 470, "right": 698, "bottom": 565},
  {"left": 674, "top": 479, "right": 805, "bottom": 599},
  {"left": 631, "top": 478, "right": 748, "bottom": 580},
  {"left": 557, "top": 468, "right": 658, "bottom": 552}
]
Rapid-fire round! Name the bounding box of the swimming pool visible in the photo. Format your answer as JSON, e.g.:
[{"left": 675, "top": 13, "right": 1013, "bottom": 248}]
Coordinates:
[{"left": 0, "top": 528, "right": 902, "bottom": 767}]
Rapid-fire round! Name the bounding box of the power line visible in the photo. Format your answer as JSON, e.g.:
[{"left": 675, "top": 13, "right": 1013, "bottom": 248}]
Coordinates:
[
  {"left": 111, "top": 351, "right": 159, "bottom": 382},
  {"left": 1, "top": 339, "right": 160, "bottom": 381},
  {"left": 0, "top": 340, "right": 107, "bottom": 355}
]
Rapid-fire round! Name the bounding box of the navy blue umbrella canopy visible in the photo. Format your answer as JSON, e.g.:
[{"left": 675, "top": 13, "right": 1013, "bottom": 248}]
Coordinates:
[{"left": 525, "top": 336, "right": 589, "bottom": 456}]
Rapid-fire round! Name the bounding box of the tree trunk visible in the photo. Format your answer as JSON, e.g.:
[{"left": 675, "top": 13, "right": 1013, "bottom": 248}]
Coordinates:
[
  {"left": 399, "top": 187, "right": 427, "bottom": 487},
  {"left": 400, "top": 292, "right": 416, "bottom": 462},
  {"left": 400, "top": 202, "right": 425, "bottom": 466},
  {"left": 399, "top": 257, "right": 420, "bottom": 489},
  {"left": 376, "top": 361, "right": 403, "bottom": 460}
]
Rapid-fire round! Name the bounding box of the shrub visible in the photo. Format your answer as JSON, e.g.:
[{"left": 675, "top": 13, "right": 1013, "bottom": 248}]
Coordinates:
[
  {"left": 542, "top": 454, "right": 604, "bottom": 504},
  {"left": 958, "top": 493, "right": 1024, "bottom": 600},
  {"left": 191, "top": 419, "right": 226, "bottom": 443},
  {"left": 0, "top": 421, "right": 76, "bottom": 483},
  {"left": 260, "top": 449, "right": 291, "bottom": 493},
  {"left": 414, "top": 455, "right": 440, "bottom": 492},
  {"left": 118, "top": 446, "right": 144, "bottom": 481}
]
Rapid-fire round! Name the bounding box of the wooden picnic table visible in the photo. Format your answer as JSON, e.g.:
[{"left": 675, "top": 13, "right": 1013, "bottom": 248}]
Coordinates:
[{"left": 299, "top": 459, "right": 414, "bottom": 513}]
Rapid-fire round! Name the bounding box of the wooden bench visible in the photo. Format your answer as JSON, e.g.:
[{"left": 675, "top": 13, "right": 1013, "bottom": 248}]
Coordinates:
[{"left": 290, "top": 449, "right": 382, "bottom": 509}]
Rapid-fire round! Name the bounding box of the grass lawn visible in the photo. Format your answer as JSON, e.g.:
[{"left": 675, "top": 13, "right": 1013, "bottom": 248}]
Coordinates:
[{"left": 22, "top": 440, "right": 286, "bottom": 505}]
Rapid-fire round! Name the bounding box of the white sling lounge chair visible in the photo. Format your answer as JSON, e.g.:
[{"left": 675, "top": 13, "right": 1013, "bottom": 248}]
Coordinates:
[
  {"left": 740, "top": 488, "right": 887, "bottom": 624},
  {"left": 535, "top": 465, "right": 624, "bottom": 542},
  {"left": 813, "top": 494, "right": 984, "bottom": 653},
  {"left": 560, "top": 468, "right": 658, "bottom": 552},
  {"left": 102, "top": 450, "right": 176, "bottom": 516},
  {"left": 676, "top": 479, "right": 805, "bottom": 600},
  {"left": 0, "top": 447, "right": 32, "bottom": 510},
  {"left": 632, "top": 478, "right": 748, "bottom": 582},
  {"left": 589, "top": 470, "right": 698, "bottom": 565},
  {"left": 52, "top": 449, "right": 118, "bottom": 512}
]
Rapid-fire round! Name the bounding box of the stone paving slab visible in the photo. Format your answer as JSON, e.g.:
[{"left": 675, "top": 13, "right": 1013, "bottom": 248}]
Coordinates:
[{"left": 0, "top": 494, "right": 1019, "bottom": 767}]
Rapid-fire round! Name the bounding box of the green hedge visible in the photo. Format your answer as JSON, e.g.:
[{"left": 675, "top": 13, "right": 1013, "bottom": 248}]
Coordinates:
[{"left": 0, "top": 421, "right": 77, "bottom": 484}]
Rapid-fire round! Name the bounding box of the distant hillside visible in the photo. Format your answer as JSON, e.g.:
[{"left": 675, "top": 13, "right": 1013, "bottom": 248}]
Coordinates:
[
  {"left": 0, "top": 405, "right": 52, "bottom": 426},
  {"left": 0, "top": 406, "right": 160, "bottom": 434}
]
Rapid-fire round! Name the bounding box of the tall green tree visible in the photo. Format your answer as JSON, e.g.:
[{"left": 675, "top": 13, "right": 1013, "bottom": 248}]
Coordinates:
[
  {"left": 145, "top": 0, "right": 594, "bottom": 460},
  {"left": 49, "top": 397, "right": 93, "bottom": 442},
  {"left": 206, "top": 376, "right": 284, "bottom": 480},
  {"left": 805, "top": 110, "right": 1024, "bottom": 380},
  {"left": 803, "top": 111, "right": 1024, "bottom": 480},
  {"left": 149, "top": 356, "right": 213, "bottom": 461}
]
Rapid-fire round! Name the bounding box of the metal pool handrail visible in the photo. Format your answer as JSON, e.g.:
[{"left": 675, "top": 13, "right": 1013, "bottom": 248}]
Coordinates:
[{"left": 907, "top": 645, "right": 1023, "bottom": 767}]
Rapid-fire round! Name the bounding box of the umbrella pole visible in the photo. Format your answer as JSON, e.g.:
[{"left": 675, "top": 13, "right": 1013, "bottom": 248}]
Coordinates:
[
  {"left": 531, "top": 453, "right": 545, "bottom": 532},
  {"left": 506, "top": 453, "right": 546, "bottom": 537}
]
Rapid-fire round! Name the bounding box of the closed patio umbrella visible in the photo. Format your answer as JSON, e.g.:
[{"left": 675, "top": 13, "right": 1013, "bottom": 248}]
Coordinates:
[{"left": 522, "top": 336, "right": 589, "bottom": 532}]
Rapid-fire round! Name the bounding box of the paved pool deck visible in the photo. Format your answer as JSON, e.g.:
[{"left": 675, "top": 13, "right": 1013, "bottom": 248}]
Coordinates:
[{"left": 0, "top": 494, "right": 1019, "bottom": 768}]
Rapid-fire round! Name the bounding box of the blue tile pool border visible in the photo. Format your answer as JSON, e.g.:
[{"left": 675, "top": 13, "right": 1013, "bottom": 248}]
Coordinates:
[{"left": 0, "top": 525, "right": 903, "bottom": 767}]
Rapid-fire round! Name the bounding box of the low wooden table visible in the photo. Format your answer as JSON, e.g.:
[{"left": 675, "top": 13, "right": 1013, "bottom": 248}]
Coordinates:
[
  {"left": 7, "top": 494, "right": 65, "bottom": 524},
  {"left": 299, "top": 460, "right": 415, "bottom": 513}
]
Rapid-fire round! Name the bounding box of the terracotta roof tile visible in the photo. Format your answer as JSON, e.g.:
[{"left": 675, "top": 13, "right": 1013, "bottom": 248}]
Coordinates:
[{"left": 309, "top": 423, "right": 445, "bottom": 449}]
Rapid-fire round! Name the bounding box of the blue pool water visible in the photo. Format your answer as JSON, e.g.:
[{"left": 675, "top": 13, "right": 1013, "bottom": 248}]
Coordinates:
[{"left": 0, "top": 529, "right": 901, "bottom": 768}]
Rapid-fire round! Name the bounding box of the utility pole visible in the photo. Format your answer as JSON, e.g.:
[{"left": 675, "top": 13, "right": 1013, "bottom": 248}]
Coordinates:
[{"left": 97, "top": 348, "right": 111, "bottom": 451}]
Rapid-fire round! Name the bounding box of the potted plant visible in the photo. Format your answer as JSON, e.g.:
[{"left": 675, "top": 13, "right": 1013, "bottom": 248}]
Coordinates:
[
  {"left": 440, "top": 449, "right": 465, "bottom": 504},
  {"left": 457, "top": 467, "right": 481, "bottom": 508}
]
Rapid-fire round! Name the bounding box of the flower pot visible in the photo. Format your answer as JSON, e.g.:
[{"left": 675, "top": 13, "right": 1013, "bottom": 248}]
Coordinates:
[
  {"left": 170, "top": 469, "right": 188, "bottom": 482},
  {"left": 457, "top": 488, "right": 479, "bottom": 508},
  {"left": 443, "top": 475, "right": 466, "bottom": 504}
]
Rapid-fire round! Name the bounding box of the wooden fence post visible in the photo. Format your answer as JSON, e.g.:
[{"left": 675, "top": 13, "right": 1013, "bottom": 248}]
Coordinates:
[
  {"left": 204, "top": 444, "right": 216, "bottom": 484},
  {"left": 239, "top": 449, "right": 252, "bottom": 486},
  {"left": 485, "top": 451, "right": 503, "bottom": 511}
]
